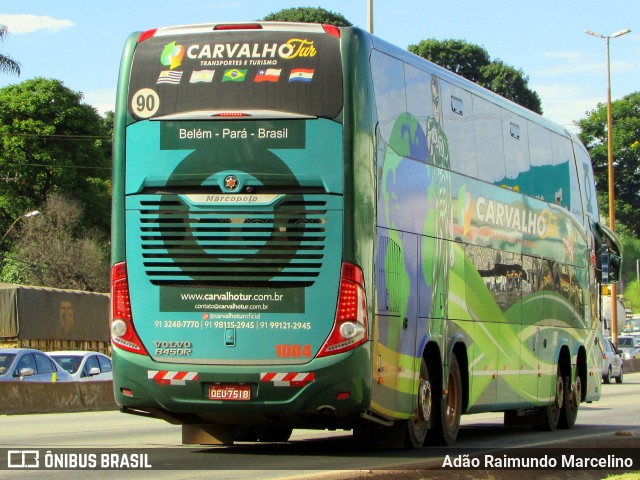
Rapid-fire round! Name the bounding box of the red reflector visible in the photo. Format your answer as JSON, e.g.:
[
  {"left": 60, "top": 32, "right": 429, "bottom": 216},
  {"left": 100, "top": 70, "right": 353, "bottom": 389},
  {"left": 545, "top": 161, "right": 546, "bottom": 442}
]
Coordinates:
[
  {"left": 138, "top": 29, "right": 157, "bottom": 43},
  {"left": 337, "top": 392, "right": 351, "bottom": 400},
  {"left": 120, "top": 388, "right": 134, "bottom": 397},
  {"left": 214, "top": 23, "right": 262, "bottom": 31},
  {"left": 112, "top": 262, "right": 127, "bottom": 282},
  {"left": 322, "top": 24, "right": 341, "bottom": 38}
]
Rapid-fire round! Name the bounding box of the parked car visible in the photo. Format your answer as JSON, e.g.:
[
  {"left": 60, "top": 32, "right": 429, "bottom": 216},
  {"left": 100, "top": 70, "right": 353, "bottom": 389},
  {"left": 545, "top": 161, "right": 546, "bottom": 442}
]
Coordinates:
[
  {"left": 622, "top": 316, "right": 640, "bottom": 335},
  {"left": 616, "top": 335, "right": 640, "bottom": 360},
  {"left": 602, "top": 337, "right": 623, "bottom": 384},
  {"left": 49, "top": 351, "right": 112, "bottom": 381},
  {"left": 0, "top": 348, "right": 74, "bottom": 382}
]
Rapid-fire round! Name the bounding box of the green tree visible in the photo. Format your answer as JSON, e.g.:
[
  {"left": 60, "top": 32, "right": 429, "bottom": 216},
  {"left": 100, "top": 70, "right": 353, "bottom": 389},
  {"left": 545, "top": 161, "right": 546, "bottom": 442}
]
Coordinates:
[
  {"left": 261, "top": 7, "right": 352, "bottom": 26},
  {"left": 408, "top": 39, "right": 489, "bottom": 83},
  {"left": 0, "top": 25, "right": 20, "bottom": 76},
  {"left": 624, "top": 280, "right": 640, "bottom": 314},
  {"left": 2, "top": 193, "right": 109, "bottom": 292},
  {"left": 0, "top": 78, "right": 112, "bottom": 238},
  {"left": 408, "top": 39, "right": 543, "bottom": 114},
  {"left": 479, "top": 61, "right": 542, "bottom": 114},
  {"left": 577, "top": 92, "right": 640, "bottom": 236}
]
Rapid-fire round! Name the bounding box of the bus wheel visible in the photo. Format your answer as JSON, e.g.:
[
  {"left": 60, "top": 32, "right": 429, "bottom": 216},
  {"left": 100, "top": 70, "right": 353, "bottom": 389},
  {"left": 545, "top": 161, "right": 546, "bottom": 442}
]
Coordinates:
[
  {"left": 426, "top": 354, "right": 462, "bottom": 446},
  {"left": 559, "top": 372, "right": 580, "bottom": 429},
  {"left": 255, "top": 426, "right": 293, "bottom": 443},
  {"left": 534, "top": 366, "right": 563, "bottom": 431},
  {"left": 405, "top": 359, "right": 431, "bottom": 448}
]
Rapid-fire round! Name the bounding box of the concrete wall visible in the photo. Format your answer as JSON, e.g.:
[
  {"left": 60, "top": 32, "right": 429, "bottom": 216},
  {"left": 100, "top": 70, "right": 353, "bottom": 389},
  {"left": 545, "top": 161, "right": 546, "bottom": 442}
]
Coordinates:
[
  {"left": 623, "top": 358, "right": 640, "bottom": 374},
  {"left": 0, "top": 381, "right": 117, "bottom": 415},
  {"left": 2, "top": 361, "right": 640, "bottom": 415}
]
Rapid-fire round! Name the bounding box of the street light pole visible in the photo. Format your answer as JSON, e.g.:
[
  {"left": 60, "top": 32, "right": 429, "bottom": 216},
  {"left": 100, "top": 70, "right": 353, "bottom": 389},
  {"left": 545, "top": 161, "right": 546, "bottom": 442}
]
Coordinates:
[
  {"left": 1, "top": 210, "right": 40, "bottom": 243},
  {"left": 367, "top": 0, "right": 374, "bottom": 33},
  {"left": 585, "top": 28, "right": 631, "bottom": 346}
]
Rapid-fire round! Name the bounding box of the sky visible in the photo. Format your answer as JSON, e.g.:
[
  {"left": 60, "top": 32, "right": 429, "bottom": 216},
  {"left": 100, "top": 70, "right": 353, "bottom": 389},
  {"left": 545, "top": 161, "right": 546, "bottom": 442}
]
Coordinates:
[{"left": 0, "top": 0, "right": 638, "bottom": 132}]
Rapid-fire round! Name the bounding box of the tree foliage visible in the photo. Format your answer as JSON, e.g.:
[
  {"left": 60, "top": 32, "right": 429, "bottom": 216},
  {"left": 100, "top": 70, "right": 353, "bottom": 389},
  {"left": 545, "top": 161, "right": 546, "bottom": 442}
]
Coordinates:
[
  {"left": 408, "top": 39, "right": 542, "bottom": 114},
  {"left": 624, "top": 280, "right": 640, "bottom": 314},
  {"left": 0, "top": 25, "right": 20, "bottom": 76},
  {"left": 577, "top": 92, "right": 640, "bottom": 236},
  {"left": 2, "top": 193, "right": 109, "bottom": 292},
  {"left": 0, "top": 78, "right": 111, "bottom": 237},
  {"left": 261, "top": 7, "right": 352, "bottom": 26}
]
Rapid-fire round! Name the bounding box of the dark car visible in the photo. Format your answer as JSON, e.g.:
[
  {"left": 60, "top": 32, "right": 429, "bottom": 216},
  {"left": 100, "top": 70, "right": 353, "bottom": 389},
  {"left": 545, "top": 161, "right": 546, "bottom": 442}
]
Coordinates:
[
  {"left": 602, "top": 337, "right": 623, "bottom": 384},
  {"left": 0, "top": 348, "right": 74, "bottom": 382}
]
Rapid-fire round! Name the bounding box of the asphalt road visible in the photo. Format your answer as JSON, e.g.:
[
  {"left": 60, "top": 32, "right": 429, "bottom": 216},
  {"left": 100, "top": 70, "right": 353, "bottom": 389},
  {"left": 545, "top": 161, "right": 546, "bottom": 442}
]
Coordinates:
[{"left": 1, "top": 372, "right": 639, "bottom": 479}]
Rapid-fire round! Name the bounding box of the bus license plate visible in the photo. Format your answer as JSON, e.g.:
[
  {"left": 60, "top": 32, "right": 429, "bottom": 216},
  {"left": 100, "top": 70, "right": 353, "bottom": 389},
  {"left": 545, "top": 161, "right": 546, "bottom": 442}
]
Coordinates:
[{"left": 208, "top": 385, "right": 251, "bottom": 401}]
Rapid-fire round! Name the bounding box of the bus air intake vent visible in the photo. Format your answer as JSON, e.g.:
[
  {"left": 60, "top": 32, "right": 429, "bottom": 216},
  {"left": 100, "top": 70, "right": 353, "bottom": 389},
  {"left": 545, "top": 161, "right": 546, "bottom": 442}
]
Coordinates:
[{"left": 136, "top": 197, "right": 328, "bottom": 287}]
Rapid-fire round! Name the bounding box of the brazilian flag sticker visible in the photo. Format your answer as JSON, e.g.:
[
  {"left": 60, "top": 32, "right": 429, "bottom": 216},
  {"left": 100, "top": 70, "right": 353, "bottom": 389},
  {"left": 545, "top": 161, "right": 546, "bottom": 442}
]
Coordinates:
[{"left": 222, "top": 69, "right": 248, "bottom": 82}]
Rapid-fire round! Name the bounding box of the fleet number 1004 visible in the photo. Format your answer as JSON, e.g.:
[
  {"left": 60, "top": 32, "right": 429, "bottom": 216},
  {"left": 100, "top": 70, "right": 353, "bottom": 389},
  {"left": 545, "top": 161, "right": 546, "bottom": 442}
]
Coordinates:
[{"left": 275, "top": 344, "right": 312, "bottom": 359}]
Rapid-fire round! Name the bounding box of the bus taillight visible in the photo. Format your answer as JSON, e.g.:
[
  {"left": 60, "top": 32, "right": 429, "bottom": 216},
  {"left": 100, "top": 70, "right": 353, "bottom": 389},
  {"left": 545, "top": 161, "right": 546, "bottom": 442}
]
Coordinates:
[
  {"left": 318, "top": 262, "right": 368, "bottom": 357},
  {"left": 138, "top": 29, "right": 157, "bottom": 43},
  {"left": 111, "top": 262, "right": 148, "bottom": 355},
  {"left": 214, "top": 23, "right": 263, "bottom": 31},
  {"left": 322, "top": 25, "right": 341, "bottom": 38}
]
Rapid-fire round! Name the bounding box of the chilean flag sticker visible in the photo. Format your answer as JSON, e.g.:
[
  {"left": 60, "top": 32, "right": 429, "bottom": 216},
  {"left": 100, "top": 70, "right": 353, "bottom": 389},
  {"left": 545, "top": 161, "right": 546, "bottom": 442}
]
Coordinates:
[
  {"left": 288, "top": 68, "right": 315, "bottom": 82},
  {"left": 254, "top": 68, "right": 282, "bottom": 82}
]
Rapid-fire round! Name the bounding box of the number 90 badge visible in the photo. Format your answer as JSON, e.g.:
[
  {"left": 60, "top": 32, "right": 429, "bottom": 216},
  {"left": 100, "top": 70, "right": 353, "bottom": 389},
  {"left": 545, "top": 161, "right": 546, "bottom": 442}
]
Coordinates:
[{"left": 131, "top": 88, "right": 160, "bottom": 118}]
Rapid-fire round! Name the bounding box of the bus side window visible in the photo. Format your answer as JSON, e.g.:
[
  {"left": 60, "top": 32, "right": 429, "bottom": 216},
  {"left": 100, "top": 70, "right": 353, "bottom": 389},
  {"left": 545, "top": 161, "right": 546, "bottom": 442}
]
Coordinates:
[
  {"left": 404, "top": 63, "right": 432, "bottom": 163},
  {"left": 574, "top": 143, "right": 598, "bottom": 219},
  {"left": 441, "top": 80, "right": 477, "bottom": 177},
  {"left": 473, "top": 95, "right": 505, "bottom": 184},
  {"left": 370, "top": 50, "right": 407, "bottom": 149}
]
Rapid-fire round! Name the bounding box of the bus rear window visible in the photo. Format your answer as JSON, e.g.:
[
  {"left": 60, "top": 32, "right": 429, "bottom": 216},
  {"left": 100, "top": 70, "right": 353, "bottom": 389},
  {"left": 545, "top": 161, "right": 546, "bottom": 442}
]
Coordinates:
[{"left": 128, "top": 29, "right": 343, "bottom": 119}]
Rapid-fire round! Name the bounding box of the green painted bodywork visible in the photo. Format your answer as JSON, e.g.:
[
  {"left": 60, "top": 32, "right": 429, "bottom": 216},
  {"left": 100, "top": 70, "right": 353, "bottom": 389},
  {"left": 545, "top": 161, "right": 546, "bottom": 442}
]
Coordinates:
[{"left": 111, "top": 26, "right": 603, "bottom": 429}]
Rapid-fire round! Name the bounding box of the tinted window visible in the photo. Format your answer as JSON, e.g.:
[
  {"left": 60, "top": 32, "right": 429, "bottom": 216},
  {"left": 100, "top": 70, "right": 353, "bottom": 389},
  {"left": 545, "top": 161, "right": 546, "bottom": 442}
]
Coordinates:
[
  {"left": 34, "top": 353, "right": 54, "bottom": 374},
  {"left": 0, "top": 354, "right": 16, "bottom": 373},
  {"left": 618, "top": 337, "right": 634, "bottom": 348},
  {"left": 502, "top": 111, "right": 529, "bottom": 184},
  {"left": 404, "top": 64, "right": 433, "bottom": 163},
  {"left": 83, "top": 355, "right": 101, "bottom": 377},
  {"left": 15, "top": 353, "right": 36, "bottom": 375},
  {"left": 441, "top": 81, "right": 477, "bottom": 177},
  {"left": 551, "top": 134, "right": 574, "bottom": 210},
  {"left": 574, "top": 142, "right": 598, "bottom": 219},
  {"left": 129, "top": 30, "right": 342, "bottom": 119},
  {"left": 371, "top": 50, "right": 406, "bottom": 147},
  {"left": 473, "top": 96, "right": 505, "bottom": 183},
  {"left": 98, "top": 355, "right": 113, "bottom": 373},
  {"left": 604, "top": 338, "right": 614, "bottom": 353}
]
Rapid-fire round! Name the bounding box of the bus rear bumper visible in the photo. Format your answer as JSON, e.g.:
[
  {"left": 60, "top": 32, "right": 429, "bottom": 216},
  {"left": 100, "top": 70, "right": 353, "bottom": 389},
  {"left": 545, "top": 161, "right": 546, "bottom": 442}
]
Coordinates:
[{"left": 112, "top": 344, "right": 371, "bottom": 428}]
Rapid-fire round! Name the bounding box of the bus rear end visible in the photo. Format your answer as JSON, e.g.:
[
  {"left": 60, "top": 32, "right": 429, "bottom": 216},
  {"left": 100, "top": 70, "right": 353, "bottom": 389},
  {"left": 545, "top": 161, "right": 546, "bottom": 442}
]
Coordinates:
[{"left": 111, "top": 23, "right": 371, "bottom": 442}]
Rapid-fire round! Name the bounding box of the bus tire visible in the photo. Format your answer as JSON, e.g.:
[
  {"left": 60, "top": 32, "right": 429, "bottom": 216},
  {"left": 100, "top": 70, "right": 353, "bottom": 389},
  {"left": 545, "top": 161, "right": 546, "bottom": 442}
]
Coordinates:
[
  {"left": 534, "top": 366, "right": 563, "bottom": 431},
  {"left": 426, "top": 353, "right": 462, "bottom": 446},
  {"left": 559, "top": 371, "right": 580, "bottom": 429},
  {"left": 404, "top": 359, "right": 430, "bottom": 448}
]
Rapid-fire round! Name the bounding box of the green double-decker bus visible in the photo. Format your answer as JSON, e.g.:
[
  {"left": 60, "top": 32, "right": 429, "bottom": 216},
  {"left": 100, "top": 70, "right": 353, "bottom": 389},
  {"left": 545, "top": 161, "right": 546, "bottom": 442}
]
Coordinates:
[{"left": 111, "top": 22, "right": 620, "bottom": 447}]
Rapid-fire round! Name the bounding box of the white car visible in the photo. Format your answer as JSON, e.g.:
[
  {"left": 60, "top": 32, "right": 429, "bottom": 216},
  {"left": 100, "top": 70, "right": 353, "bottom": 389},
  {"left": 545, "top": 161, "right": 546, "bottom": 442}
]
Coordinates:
[
  {"left": 617, "top": 336, "right": 640, "bottom": 360},
  {"left": 0, "top": 348, "right": 74, "bottom": 382},
  {"left": 602, "top": 337, "right": 623, "bottom": 384},
  {"left": 49, "top": 351, "right": 113, "bottom": 381}
]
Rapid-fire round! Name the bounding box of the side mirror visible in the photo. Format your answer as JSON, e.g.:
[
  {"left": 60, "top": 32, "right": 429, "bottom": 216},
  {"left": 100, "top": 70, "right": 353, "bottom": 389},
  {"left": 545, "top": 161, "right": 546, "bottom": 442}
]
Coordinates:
[
  {"left": 591, "top": 221, "right": 622, "bottom": 284},
  {"left": 18, "top": 367, "right": 34, "bottom": 378},
  {"left": 601, "top": 249, "right": 621, "bottom": 284},
  {"left": 601, "top": 252, "right": 610, "bottom": 283},
  {"left": 88, "top": 367, "right": 101, "bottom": 376}
]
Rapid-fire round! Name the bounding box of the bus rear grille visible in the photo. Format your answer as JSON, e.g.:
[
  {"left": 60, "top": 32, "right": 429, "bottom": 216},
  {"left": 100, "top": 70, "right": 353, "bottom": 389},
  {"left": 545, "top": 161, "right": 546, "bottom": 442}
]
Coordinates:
[{"left": 136, "top": 198, "right": 327, "bottom": 286}]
